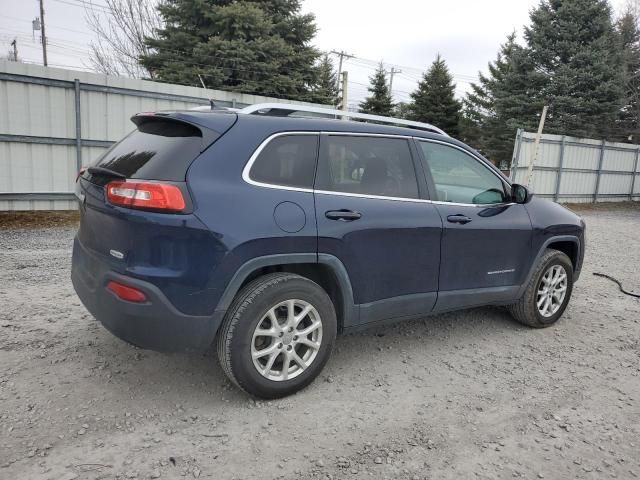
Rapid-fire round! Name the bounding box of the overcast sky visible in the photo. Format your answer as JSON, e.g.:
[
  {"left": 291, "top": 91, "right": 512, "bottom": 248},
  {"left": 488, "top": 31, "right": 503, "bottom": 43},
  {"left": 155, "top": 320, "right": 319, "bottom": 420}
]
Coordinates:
[{"left": 0, "top": 0, "right": 629, "bottom": 106}]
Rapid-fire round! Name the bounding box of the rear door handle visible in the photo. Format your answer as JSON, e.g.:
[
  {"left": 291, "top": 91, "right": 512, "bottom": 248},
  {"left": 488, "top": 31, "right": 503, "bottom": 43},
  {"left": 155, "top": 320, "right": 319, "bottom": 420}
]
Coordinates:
[
  {"left": 447, "top": 214, "right": 472, "bottom": 225},
  {"left": 325, "top": 210, "right": 362, "bottom": 221}
]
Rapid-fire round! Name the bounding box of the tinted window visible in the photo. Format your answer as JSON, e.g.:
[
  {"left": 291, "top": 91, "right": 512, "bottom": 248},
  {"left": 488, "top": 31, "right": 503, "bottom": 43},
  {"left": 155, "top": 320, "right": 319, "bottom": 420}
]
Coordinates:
[
  {"left": 316, "top": 136, "right": 419, "bottom": 199},
  {"left": 93, "top": 118, "right": 207, "bottom": 181},
  {"left": 419, "top": 141, "right": 507, "bottom": 204},
  {"left": 249, "top": 135, "right": 319, "bottom": 189}
]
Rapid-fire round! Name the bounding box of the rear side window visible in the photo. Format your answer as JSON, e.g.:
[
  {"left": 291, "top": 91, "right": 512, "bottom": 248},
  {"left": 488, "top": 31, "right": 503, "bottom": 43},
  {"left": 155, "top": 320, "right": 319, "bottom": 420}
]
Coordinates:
[
  {"left": 93, "top": 118, "right": 208, "bottom": 181},
  {"left": 249, "top": 134, "right": 319, "bottom": 189},
  {"left": 316, "top": 136, "right": 419, "bottom": 199}
]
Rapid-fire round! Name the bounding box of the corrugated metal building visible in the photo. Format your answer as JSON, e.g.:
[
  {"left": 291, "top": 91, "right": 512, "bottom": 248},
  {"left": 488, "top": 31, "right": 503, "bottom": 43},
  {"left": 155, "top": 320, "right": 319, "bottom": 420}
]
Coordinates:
[
  {"left": 0, "top": 60, "right": 326, "bottom": 211},
  {"left": 511, "top": 130, "right": 640, "bottom": 203}
]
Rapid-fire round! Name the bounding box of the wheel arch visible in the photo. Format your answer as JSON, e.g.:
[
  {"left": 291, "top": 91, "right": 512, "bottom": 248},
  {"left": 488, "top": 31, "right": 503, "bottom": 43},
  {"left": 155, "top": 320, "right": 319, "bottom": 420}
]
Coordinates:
[
  {"left": 546, "top": 239, "right": 579, "bottom": 271},
  {"left": 214, "top": 254, "right": 357, "bottom": 333},
  {"left": 517, "top": 235, "right": 581, "bottom": 298}
]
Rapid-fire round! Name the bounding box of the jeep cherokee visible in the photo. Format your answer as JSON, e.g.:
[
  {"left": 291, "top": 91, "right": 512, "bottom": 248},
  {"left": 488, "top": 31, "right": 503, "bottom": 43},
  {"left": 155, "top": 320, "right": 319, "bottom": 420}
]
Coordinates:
[{"left": 71, "top": 105, "right": 585, "bottom": 398}]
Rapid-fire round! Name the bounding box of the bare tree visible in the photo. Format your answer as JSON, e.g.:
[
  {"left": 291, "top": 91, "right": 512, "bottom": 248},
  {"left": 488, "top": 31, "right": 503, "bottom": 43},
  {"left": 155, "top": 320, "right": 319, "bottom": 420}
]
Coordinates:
[{"left": 85, "top": 0, "right": 161, "bottom": 78}]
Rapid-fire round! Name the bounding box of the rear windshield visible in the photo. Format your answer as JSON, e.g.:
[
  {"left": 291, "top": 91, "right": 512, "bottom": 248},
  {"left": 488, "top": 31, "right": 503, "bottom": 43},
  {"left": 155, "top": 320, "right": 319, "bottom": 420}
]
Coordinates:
[{"left": 92, "top": 118, "right": 209, "bottom": 181}]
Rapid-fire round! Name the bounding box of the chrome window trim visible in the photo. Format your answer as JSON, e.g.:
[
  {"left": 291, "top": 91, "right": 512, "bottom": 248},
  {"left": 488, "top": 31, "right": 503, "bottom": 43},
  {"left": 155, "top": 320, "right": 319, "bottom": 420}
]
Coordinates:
[
  {"left": 242, "top": 131, "right": 318, "bottom": 193},
  {"left": 314, "top": 189, "right": 431, "bottom": 204},
  {"left": 321, "top": 131, "right": 413, "bottom": 139},
  {"left": 315, "top": 190, "right": 513, "bottom": 207},
  {"left": 242, "top": 131, "right": 515, "bottom": 207},
  {"left": 431, "top": 199, "right": 515, "bottom": 207}
]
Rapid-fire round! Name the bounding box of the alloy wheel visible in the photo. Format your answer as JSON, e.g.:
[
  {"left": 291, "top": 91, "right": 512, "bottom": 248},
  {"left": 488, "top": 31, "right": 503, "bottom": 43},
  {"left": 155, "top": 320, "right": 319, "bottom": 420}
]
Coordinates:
[
  {"left": 251, "top": 299, "right": 323, "bottom": 381},
  {"left": 536, "top": 264, "right": 568, "bottom": 318}
]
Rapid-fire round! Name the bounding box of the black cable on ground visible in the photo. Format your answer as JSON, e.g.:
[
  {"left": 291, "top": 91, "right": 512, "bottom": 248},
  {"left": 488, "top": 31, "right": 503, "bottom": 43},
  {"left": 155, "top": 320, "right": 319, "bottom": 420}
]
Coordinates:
[{"left": 593, "top": 272, "right": 640, "bottom": 299}]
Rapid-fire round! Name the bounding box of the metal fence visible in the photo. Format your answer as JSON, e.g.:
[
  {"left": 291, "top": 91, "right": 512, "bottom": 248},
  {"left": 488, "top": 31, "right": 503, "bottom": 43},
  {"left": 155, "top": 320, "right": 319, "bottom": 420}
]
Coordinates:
[
  {"left": 511, "top": 129, "right": 640, "bottom": 203},
  {"left": 0, "top": 60, "right": 326, "bottom": 211}
]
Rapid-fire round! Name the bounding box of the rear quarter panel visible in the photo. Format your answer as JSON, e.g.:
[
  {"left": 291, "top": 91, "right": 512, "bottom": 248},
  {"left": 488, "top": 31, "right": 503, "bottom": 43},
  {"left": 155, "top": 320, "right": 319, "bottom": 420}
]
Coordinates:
[
  {"left": 186, "top": 119, "right": 318, "bottom": 315},
  {"left": 76, "top": 178, "right": 221, "bottom": 316}
]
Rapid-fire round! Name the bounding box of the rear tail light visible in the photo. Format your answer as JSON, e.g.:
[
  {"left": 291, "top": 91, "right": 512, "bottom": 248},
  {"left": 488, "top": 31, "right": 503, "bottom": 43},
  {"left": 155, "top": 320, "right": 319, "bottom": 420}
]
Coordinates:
[
  {"left": 105, "top": 180, "right": 186, "bottom": 212},
  {"left": 107, "top": 281, "right": 147, "bottom": 303}
]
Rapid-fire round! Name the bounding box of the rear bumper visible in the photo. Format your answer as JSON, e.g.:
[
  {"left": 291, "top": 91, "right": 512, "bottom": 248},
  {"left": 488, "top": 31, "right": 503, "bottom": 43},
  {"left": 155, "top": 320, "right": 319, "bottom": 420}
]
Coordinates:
[{"left": 71, "top": 237, "right": 222, "bottom": 353}]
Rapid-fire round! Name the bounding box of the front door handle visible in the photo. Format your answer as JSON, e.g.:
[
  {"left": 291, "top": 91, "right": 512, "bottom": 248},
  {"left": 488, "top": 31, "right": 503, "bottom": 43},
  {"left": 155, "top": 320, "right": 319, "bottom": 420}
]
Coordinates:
[
  {"left": 447, "top": 214, "right": 472, "bottom": 225},
  {"left": 325, "top": 209, "right": 362, "bottom": 221}
]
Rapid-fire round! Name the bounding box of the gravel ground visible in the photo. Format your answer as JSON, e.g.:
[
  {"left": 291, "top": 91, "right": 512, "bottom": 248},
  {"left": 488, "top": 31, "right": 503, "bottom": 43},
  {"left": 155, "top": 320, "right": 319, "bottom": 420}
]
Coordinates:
[{"left": 1, "top": 204, "right": 639, "bottom": 480}]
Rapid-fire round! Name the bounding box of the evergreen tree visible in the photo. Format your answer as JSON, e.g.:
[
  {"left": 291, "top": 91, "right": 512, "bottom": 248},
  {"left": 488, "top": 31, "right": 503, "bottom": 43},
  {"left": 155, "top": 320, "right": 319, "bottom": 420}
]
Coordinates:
[
  {"left": 394, "top": 101, "right": 411, "bottom": 119},
  {"left": 359, "top": 63, "right": 394, "bottom": 116},
  {"left": 525, "top": 0, "right": 624, "bottom": 139},
  {"left": 617, "top": 5, "right": 640, "bottom": 141},
  {"left": 141, "top": 0, "right": 319, "bottom": 101},
  {"left": 464, "top": 0, "right": 626, "bottom": 166},
  {"left": 462, "top": 34, "right": 543, "bottom": 165},
  {"left": 459, "top": 99, "right": 485, "bottom": 153},
  {"left": 408, "top": 54, "right": 461, "bottom": 137},
  {"left": 310, "top": 54, "right": 339, "bottom": 106}
]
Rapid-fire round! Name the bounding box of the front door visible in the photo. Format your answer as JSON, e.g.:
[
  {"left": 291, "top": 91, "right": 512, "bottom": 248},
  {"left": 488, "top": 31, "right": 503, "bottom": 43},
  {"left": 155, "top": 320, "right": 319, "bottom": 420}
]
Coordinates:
[
  {"left": 415, "top": 139, "right": 532, "bottom": 310},
  {"left": 314, "top": 134, "right": 442, "bottom": 326}
]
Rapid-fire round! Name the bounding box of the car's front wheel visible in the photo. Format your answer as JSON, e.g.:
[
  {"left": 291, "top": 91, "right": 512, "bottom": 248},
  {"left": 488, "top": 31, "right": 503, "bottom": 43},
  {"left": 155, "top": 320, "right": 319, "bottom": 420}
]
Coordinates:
[
  {"left": 216, "top": 273, "right": 337, "bottom": 398},
  {"left": 508, "top": 249, "right": 574, "bottom": 328}
]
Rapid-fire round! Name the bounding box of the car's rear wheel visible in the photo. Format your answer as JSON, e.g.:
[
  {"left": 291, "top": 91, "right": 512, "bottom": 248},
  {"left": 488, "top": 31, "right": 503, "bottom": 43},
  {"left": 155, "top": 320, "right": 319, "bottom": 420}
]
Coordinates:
[
  {"left": 508, "top": 249, "right": 574, "bottom": 328},
  {"left": 216, "top": 273, "right": 337, "bottom": 398}
]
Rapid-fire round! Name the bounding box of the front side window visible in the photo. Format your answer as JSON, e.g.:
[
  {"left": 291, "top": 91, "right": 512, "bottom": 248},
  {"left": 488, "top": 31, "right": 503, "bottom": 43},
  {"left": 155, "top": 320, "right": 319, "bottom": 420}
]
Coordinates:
[
  {"left": 419, "top": 141, "right": 508, "bottom": 205},
  {"left": 249, "top": 134, "right": 318, "bottom": 189},
  {"left": 316, "top": 136, "right": 419, "bottom": 199}
]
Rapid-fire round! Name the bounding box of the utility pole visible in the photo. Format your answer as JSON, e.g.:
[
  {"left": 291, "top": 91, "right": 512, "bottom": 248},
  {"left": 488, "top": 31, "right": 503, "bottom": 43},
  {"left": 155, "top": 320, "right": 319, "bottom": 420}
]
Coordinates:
[
  {"left": 331, "top": 50, "right": 354, "bottom": 91},
  {"left": 10, "top": 39, "right": 17, "bottom": 61},
  {"left": 39, "top": 0, "right": 48, "bottom": 66},
  {"left": 527, "top": 105, "right": 549, "bottom": 188},
  {"left": 388, "top": 67, "right": 401, "bottom": 97},
  {"left": 339, "top": 71, "right": 349, "bottom": 115}
]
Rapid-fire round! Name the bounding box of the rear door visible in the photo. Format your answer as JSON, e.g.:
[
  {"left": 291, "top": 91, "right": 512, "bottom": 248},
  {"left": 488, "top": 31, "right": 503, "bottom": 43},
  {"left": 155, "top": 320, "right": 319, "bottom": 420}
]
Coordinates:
[
  {"left": 314, "top": 134, "right": 442, "bottom": 326},
  {"left": 415, "top": 139, "right": 532, "bottom": 310}
]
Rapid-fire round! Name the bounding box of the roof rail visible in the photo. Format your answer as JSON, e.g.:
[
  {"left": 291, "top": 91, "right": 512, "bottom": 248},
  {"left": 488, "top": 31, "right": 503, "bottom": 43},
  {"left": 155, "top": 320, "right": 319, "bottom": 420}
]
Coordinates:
[{"left": 238, "top": 103, "right": 448, "bottom": 136}]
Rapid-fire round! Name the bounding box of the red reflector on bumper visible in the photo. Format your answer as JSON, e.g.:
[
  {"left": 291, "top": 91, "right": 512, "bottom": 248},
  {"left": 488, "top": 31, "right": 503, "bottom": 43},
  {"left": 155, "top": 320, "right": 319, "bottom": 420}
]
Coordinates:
[{"left": 106, "top": 281, "right": 147, "bottom": 303}]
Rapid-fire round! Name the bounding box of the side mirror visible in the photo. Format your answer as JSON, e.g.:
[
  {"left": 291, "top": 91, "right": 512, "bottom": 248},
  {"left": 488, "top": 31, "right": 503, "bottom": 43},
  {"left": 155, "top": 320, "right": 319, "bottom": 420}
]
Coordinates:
[{"left": 511, "top": 183, "right": 532, "bottom": 204}]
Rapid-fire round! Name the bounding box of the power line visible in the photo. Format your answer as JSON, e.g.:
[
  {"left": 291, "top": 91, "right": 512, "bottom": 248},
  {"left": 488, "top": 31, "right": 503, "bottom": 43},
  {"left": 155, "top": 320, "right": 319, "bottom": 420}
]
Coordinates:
[
  {"left": 3, "top": 22, "right": 475, "bottom": 101},
  {"left": 3, "top": 33, "right": 351, "bottom": 85},
  {"left": 4, "top": 9, "right": 479, "bottom": 85},
  {"left": 1, "top": 31, "right": 334, "bottom": 79},
  {"left": 1, "top": 14, "right": 94, "bottom": 37},
  {"left": 329, "top": 50, "right": 354, "bottom": 91},
  {"left": 50, "top": 0, "right": 114, "bottom": 15},
  {"left": 341, "top": 53, "right": 479, "bottom": 84},
  {"left": 0, "top": 32, "right": 91, "bottom": 57}
]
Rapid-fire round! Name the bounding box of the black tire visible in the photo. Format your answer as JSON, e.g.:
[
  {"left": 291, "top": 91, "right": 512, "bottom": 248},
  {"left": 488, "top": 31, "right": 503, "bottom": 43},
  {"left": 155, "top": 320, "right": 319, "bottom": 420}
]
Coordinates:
[
  {"left": 508, "top": 249, "right": 574, "bottom": 328},
  {"left": 216, "top": 273, "right": 337, "bottom": 399}
]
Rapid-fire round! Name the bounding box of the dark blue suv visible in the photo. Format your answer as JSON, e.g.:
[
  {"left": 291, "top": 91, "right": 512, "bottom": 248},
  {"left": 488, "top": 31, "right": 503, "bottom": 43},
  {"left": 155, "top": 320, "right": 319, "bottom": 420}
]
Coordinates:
[{"left": 71, "top": 105, "right": 585, "bottom": 398}]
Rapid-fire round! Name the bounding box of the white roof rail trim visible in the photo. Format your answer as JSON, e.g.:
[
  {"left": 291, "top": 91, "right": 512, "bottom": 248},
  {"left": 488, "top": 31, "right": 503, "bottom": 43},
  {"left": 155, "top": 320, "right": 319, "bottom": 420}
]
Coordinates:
[{"left": 238, "top": 103, "right": 448, "bottom": 136}]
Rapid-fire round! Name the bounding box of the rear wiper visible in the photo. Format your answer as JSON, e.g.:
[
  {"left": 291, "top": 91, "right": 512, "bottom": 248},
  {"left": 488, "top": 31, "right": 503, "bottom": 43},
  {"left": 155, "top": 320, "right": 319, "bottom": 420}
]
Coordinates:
[{"left": 87, "top": 166, "right": 126, "bottom": 179}]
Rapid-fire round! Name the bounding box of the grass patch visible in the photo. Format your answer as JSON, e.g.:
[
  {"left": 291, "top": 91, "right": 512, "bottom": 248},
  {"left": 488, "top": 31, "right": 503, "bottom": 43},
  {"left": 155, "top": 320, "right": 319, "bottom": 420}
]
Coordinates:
[
  {"left": 562, "top": 201, "right": 640, "bottom": 213},
  {"left": 0, "top": 211, "right": 80, "bottom": 229}
]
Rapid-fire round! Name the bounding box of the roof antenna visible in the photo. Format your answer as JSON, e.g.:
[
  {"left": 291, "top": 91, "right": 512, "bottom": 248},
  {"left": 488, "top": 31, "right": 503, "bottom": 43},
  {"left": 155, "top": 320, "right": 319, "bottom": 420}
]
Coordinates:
[{"left": 197, "top": 74, "right": 214, "bottom": 110}]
